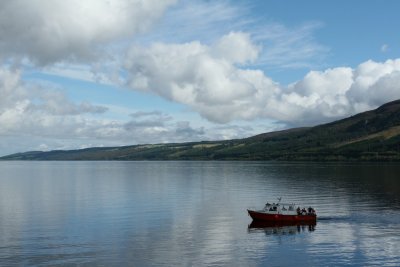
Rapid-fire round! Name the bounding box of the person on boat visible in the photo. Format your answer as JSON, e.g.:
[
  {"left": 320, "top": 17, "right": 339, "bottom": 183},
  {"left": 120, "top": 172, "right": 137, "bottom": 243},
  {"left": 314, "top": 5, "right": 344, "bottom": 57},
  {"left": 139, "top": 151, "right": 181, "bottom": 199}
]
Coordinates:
[
  {"left": 301, "top": 208, "right": 307, "bottom": 215},
  {"left": 297, "top": 207, "right": 301, "bottom": 215},
  {"left": 307, "top": 206, "right": 316, "bottom": 215}
]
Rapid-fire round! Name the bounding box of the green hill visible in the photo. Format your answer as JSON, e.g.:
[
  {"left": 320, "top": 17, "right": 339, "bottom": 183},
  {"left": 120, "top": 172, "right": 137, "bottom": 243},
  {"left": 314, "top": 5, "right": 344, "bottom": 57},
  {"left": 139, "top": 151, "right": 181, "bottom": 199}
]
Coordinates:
[{"left": 2, "top": 100, "right": 400, "bottom": 161}]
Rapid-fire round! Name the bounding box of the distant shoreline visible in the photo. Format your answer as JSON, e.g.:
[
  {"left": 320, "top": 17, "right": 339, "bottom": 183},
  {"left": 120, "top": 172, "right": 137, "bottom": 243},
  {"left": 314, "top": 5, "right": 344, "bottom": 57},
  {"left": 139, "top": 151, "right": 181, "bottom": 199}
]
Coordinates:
[{"left": 2, "top": 100, "right": 400, "bottom": 162}]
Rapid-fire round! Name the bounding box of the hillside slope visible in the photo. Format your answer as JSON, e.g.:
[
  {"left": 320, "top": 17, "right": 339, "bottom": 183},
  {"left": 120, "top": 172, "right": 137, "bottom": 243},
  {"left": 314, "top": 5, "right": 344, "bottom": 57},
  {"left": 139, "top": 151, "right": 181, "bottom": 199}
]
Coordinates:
[
  {"left": 2, "top": 100, "right": 400, "bottom": 161},
  {"left": 241, "top": 99, "right": 400, "bottom": 160}
]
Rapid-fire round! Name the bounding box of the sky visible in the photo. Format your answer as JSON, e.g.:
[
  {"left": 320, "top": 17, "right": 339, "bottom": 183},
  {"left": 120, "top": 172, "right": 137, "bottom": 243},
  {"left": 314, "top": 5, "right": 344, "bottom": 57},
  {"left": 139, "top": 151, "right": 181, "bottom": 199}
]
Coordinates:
[{"left": 1, "top": 0, "right": 400, "bottom": 156}]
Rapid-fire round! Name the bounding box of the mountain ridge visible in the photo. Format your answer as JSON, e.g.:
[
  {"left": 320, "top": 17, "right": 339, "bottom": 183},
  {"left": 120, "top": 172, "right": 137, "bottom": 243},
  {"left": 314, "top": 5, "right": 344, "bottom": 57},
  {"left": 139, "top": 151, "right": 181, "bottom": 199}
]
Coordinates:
[{"left": 2, "top": 99, "right": 400, "bottom": 161}]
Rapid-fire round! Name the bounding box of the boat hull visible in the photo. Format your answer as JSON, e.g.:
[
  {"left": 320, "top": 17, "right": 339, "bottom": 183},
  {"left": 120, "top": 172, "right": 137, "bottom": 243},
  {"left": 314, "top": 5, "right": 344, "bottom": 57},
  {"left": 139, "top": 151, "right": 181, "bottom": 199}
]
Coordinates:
[{"left": 247, "top": 209, "right": 316, "bottom": 222}]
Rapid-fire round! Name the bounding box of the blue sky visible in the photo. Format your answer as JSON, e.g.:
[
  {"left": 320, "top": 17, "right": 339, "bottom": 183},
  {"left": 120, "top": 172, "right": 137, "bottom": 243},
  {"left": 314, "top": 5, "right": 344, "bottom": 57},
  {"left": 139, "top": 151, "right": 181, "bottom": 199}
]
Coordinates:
[{"left": 1, "top": 0, "right": 400, "bottom": 155}]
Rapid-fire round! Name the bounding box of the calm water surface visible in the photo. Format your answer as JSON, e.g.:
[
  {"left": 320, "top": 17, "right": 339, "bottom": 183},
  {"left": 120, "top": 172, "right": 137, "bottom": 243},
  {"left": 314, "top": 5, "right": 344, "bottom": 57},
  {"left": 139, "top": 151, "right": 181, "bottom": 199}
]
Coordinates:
[{"left": 0, "top": 161, "right": 399, "bottom": 266}]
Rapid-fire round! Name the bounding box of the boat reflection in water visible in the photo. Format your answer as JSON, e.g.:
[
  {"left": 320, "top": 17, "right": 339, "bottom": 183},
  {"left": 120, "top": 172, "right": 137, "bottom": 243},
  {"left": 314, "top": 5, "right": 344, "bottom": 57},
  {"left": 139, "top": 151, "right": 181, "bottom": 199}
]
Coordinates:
[{"left": 248, "top": 220, "right": 316, "bottom": 235}]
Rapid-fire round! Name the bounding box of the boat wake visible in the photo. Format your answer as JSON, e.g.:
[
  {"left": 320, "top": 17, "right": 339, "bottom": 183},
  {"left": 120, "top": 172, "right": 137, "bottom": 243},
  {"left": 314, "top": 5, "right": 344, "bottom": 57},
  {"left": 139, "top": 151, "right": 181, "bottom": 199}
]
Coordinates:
[{"left": 316, "top": 216, "right": 351, "bottom": 222}]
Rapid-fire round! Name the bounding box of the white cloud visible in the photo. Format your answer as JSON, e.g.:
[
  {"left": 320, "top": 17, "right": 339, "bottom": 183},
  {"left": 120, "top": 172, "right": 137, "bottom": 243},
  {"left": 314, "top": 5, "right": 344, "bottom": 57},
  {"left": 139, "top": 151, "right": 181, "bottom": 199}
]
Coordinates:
[
  {"left": 283, "top": 67, "right": 354, "bottom": 123},
  {"left": 124, "top": 33, "right": 400, "bottom": 126},
  {"left": 1, "top": 66, "right": 259, "bottom": 155},
  {"left": 0, "top": 0, "right": 176, "bottom": 64},
  {"left": 0, "top": 63, "right": 269, "bottom": 155},
  {"left": 264, "top": 59, "right": 400, "bottom": 126},
  {"left": 137, "top": 0, "right": 248, "bottom": 44},
  {"left": 0, "top": 67, "right": 107, "bottom": 134},
  {"left": 213, "top": 32, "right": 260, "bottom": 64},
  {"left": 253, "top": 22, "right": 328, "bottom": 69},
  {"left": 137, "top": 1, "right": 328, "bottom": 70},
  {"left": 347, "top": 59, "right": 400, "bottom": 108},
  {"left": 0, "top": 68, "right": 21, "bottom": 108},
  {"left": 40, "top": 63, "right": 101, "bottom": 83},
  {"left": 125, "top": 32, "right": 280, "bottom": 123}
]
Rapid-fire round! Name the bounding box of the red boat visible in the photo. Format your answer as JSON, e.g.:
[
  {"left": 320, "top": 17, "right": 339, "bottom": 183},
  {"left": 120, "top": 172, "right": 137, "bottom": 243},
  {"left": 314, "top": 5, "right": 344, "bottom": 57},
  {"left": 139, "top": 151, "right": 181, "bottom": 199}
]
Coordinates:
[{"left": 247, "top": 201, "right": 317, "bottom": 223}]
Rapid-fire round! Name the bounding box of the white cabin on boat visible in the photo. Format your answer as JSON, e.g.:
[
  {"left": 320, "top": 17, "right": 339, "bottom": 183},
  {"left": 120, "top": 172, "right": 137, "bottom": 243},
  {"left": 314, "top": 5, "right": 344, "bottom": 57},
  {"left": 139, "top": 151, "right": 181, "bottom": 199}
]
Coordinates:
[{"left": 263, "top": 203, "right": 299, "bottom": 216}]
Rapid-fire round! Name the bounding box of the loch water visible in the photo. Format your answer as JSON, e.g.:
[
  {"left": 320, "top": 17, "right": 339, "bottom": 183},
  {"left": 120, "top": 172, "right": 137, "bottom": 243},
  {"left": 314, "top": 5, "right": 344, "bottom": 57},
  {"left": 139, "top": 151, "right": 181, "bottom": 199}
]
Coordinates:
[{"left": 0, "top": 161, "right": 399, "bottom": 266}]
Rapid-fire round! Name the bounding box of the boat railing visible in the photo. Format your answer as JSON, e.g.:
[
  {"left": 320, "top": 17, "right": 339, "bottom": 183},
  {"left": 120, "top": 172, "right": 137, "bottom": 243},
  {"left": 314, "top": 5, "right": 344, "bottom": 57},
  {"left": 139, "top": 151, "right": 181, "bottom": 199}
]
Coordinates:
[{"left": 252, "top": 202, "right": 316, "bottom": 215}]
